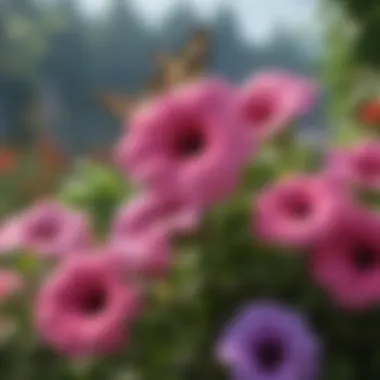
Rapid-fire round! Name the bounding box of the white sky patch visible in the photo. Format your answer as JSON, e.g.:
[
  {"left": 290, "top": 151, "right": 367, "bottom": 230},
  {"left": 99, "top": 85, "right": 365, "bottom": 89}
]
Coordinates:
[{"left": 77, "top": 0, "right": 320, "bottom": 43}]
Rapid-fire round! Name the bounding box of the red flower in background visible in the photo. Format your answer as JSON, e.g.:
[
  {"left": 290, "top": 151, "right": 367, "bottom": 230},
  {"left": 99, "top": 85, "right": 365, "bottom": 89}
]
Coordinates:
[
  {"left": 0, "top": 148, "right": 18, "bottom": 174},
  {"left": 358, "top": 98, "right": 380, "bottom": 126}
]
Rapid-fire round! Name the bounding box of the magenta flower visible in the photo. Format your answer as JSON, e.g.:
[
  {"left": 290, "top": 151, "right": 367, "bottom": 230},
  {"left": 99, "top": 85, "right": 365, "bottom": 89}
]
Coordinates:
[
  {"left": 115, "top": 79, "right": 252, "bottom": 207},
  {"left": 109, "top": 234, "right": 170, "bottom": 278},
  {"left": 326, "top": 140, "right": 380, "bottom": 191},
  {"left": 312, "top": 205, "right": 380, "bottom": 310},
  {"left": 109, "top": 191, "right": 199, "bottom": 276},
  {"left": 35, "top": 254, "right": 142, "bottom": 357},
  {"left": 217, "top": 301, "right": 321, "bottom": 380},
  {"left": 14, "top": 200, "right": 92, "bottom": 258},
  {"left": 254, "top": 175, "right": 347, "bottom": 248},
  {"left": 237, "top": 70, "right": 318, "bottom": 141}
]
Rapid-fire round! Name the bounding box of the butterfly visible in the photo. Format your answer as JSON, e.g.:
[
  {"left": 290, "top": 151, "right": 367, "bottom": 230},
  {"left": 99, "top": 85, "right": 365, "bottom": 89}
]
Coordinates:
[
  {"left": 97, "top": 27, "right": 212, "bottom": 121},
  {"left": 96, "top": 93, "right": 139, "bottom": 121}
]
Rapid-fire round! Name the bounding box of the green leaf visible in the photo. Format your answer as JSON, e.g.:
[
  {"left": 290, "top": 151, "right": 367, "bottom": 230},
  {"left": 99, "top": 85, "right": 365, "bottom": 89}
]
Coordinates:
[
  {"left": 13, "top": 252, "right": 40, "bottom": 277},
  {"left": 323, "top": 355, "right": 356, "bottom": 380}
]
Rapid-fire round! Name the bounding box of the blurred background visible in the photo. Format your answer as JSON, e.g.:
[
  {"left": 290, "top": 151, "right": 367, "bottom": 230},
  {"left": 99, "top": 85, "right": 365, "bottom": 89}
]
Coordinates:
[
  {"left": 1, "top": 0, "right": 372, "bottom": 215},
  {"left": 3, "top": 2, "right": 380, "bottom": 379}
]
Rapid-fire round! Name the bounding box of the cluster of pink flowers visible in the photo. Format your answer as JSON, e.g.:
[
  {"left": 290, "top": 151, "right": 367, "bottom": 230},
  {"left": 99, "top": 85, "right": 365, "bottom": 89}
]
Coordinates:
[
  {"left": 254, "top": 139, "right": 380, "bottom": 310},
  {"left": 3, "top": 68, "right": 379, "bottom": 364}
]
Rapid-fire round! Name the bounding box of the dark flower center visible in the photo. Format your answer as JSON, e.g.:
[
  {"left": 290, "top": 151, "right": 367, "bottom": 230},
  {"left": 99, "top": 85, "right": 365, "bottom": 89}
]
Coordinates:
[
  {"left": 281, "top": 192, "right": 312, "bottom": 219},
  {"left": 255, "top": 338, "right": 284, "bottom": 372},
  {"left": 71, "top": 284, "right": 108, "bottom": 315},
  {"left": 352, "top": 245, "right": 377, "bottom": 271},
  {"left": 154, "top": 199, "right": 183, "bottom": 219},
  {"left": 355, "top": 155, "right": 380, "bottom": 178},
  {"left": 174, "top": 127, "right": 205, "bottom": 158},
  {"left": 246, "top": 96, "right": 274, "bottom": 126},
  {"left": 82, "top": 292, "right": 107, "bottom": 314},
  {"left": 31, "top": 217, "right": 60, "bottom": 240}
]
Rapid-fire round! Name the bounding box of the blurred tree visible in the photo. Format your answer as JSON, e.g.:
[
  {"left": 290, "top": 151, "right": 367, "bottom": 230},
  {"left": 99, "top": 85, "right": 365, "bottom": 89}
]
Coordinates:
[
  {"left": 330, "top": 0, "right": 377, "bottom": 22},
  {"left": 0, "top": 0, "right": 44, "bottom": 81},
  {"left": 0, "top": 0, "right": 322, "bottom": 153},
  {"left": 212, "top": 3, "right": 248, "bottom": 80},
  {"left": 45, "top": 0, "right": 90, "bottom": 103},
  {"left": 0, "top": 0, "right": 63, "bottom": 146},
  {"left": 98, "top": 0, "right": 151, "bottom": 92},
  {"left": 329, "top": 0, "right": 380, "bottom": 66},
  {"left": 42, "top": 0, "right": 94, "bottom": 154},
  {"left": 160, "top": 2, "right": 197, "bottom": 49},
  {"left": 322, "top": 0, "right": 380, "bottom": 142},
  {"left": 79, "top": 0, "right": 156, "bottom": 153}
]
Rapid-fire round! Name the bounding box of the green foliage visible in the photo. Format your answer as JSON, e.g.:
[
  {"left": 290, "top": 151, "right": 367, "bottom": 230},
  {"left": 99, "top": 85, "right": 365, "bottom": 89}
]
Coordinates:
[
  {"left": 330, "top": 0, "right": 377, "bottom": 23},
  {"left": 0, "top": 151, "right": 45, "bottom": 217},
  {"left": 59, "top": 159, "right": 131, "bottom": 237},
  {"left": 328, "top": 0, "right": 380, "bottom": 68},
  {"left": 3, "top": 117, "right": 380, "bottom": 379},
  {"left": 0, "top": 1, "right": 364, "bottom": 379},
  {"left": 41, "top": 134, "right": 330, "bottom": 380},
  {"left": 41, "top": 148, "right": 380, "bottom": 379},
  {"left": 353, "top": 13, "right": 380, "bottom": 66}
]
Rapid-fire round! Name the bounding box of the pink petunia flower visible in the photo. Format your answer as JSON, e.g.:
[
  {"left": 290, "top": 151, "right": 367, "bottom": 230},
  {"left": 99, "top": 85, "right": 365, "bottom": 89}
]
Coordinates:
[
  {"left": 237, "top": 70, "right": 318, "bottom": 141},
  {"left": 109, "top": 191, "right": 198, "bottom": 276},
  {"left": 112, "top": 191, "right": 201, "bottom": 238},
  {"left": 326, "top": 140, "right": 380, "bottom": 191},
  {"left": 35, "top": 254, "right": 142, "bottom": 357},
  {"left": 0, "top": 216, "right": 25, "bottom": 254},
  {"left": 10, "top": 200, "right": 92, "bottom": 258},
  {"left": 312, "top": 205, "right": 380, "bottom": 310},
  {"left": 109, "top": 234, "right": 170, "bottom": 278},
  {"left": 254, "top": 174, "right": 348, "bottom": 248},
  {"left": 115, "top": 78, "right": 253, "bottom": 208}
]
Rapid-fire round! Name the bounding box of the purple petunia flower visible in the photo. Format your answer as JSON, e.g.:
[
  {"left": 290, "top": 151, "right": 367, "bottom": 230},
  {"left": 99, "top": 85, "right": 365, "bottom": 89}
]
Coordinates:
[{"left": 217, "top": 301, "right": 321, "bottom": 380}]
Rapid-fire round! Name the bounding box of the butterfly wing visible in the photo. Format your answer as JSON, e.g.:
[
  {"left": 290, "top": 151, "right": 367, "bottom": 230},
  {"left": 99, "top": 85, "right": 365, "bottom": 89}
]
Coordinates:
[
  {"left": 97, "top": 93, "right": 137, "bottom": 120},
  {"left": 180, "top": 28, "right": 211, "bottom": 76},
  {"left": 143, "top": 69, "right": 167, "bottom": 96}
]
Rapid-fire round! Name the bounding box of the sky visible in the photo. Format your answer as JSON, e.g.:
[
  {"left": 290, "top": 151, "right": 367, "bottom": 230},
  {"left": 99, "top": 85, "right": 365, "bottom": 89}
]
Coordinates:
[{"left": 79, "top": 0, "right": 321, "bottom": 43}]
